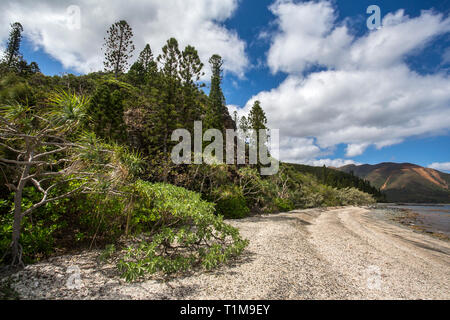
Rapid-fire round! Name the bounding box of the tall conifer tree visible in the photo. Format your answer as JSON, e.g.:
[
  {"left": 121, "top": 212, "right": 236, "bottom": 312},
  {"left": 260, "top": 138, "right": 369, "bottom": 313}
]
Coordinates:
[
  {"left": 155, "top": 38, "right": 183, "bottom": 155},
  {"left": 103, "top": 20, "right": 135, "bottom": 78},
  {"left": 4, "top": 22, "right": 23, "bottom": 68},
  {"left": 180, "top": 45, "right": 204, "bottom": 129},
  {"left": 205, "top": 54, "right": 225, "bottom": 131}
]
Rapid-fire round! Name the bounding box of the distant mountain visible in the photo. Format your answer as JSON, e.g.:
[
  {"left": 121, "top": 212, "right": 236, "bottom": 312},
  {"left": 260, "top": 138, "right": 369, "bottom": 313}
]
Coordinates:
[
  {"left": 338, "top": 163, "right": 450, "bottom": 203},
  {"left": 287, "top": 163, "right": 385, "bottom": 201}
]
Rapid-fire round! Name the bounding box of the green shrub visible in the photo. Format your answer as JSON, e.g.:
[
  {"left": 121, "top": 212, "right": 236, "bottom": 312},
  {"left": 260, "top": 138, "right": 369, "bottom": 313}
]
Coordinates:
[
  {"left": 318, "top": 185, "right": 340, "bottom": 207},
  {"left": 215, "top": 186, "right": 250, "bottom": 219},
  {"left": 0, "top": 188, "right": 65, "bottom": 263},
  {"left": 274, "top": 198, "right": 295, "bottom": 212},
  {"left": 337, "top": 187, "right": 376, "bottom": 206},
  {"left": 237, "top": 167, "right": 274, "bottom": 209},
  {"left": 76, "top": 193, "right": 126, "bottom": 242},
  {"left": 116, "top": 181, "right": 249, "bottom": 282}
]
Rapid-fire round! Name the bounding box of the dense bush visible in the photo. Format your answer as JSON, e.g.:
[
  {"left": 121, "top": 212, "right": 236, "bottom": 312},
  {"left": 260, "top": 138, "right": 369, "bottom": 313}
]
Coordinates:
[
  {"left": 0, "top": 188, "right": 67, "bottom": 263},
  {"left": 337, "top": 187, "right": 377, "bottom": 206},
  {"left": 116, "top": 181, "right": 249, "bottom": 281},
  {"left": 214, "top": 185, "right": 250, "bottom": 219},
  {"left": 274, "top": 197, "right": 295, "bottom": 212}
]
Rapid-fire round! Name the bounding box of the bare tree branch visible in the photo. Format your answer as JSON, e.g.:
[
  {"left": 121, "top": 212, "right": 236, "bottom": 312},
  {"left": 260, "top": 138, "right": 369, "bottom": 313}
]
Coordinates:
[{"left": 22, "top": 182, "right": 88, "bottom": 217}]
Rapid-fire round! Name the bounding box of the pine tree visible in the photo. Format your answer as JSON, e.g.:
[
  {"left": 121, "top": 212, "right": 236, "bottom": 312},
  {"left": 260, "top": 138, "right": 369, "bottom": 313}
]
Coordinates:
[
  {"left": 128, "top": 60, "right": 147, "bottom": 86},
  {"left": 155, "top": 38, "right": 183, "bottom": 155},
  {"left": 180, "top": 45, "right": 204, "bottom": 129},
  {"left": 89, "top": 82, "right": 128, "bottom": 142},
  {"left": 180, "top": 45, "right": 204, "bottom": 88},
  {"left": 205, "top": 54, "right": 225, "bottom": 131},
  {"left": 248, "top": 100, "right": 268, "bottom": 158},
  {"left": 3, "top": 22, "right": 23, "bottom": 69},
  {"left": 239, "top": 115, "right": 249, "bottom": 132},
  {"left": 29, "top": 61, "right": 40, "bottom": 74},
  {"left": 103, "top": 20, "right": 135, "bottom": 78},
  {"left": 158, "top": 38, "right": 181, "bottom": 81},
  {"left": 128, "top": 45, "right": 158, "bottom": 86},
  {"left": 138, "top": 44, "right": 156, "bottom": 72},
  {"left": 248, "top": 100, "right": 267, "bottom": 131}
]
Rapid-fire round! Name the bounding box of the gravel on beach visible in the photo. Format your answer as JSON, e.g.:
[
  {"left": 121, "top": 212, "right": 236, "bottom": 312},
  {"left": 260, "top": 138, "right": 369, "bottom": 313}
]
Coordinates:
[{"left": 1, "top": 206, "right": 449, "bottom": 300}]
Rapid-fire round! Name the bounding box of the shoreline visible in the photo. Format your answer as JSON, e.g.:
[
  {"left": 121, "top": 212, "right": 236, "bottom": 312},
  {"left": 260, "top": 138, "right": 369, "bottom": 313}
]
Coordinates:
[
  {"left": 1, "top": 206, "right": 449, "bottom": 300},
  {"left": 373, "top": 204, "right": 450, "bottom": 241}
]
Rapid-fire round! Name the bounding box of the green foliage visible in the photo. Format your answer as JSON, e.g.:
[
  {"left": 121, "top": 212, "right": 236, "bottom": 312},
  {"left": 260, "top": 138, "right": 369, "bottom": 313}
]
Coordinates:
[
  {"left": 116, "top": 181, "right": 249, "bottom": 281},
  {"left": 248, "top": 100, "right": 267, "bottom": 132},
  {"left": 237, "top": 166, "right": 273, "bottom": 210},
  {"left": 127, "top": 44, "right": 158, "bottom": 87},
  {"left": 286, "top": 163, "right": 384, "bottom": 200},
  {"left": 274, "top": 198, "right": 295, "bottom": 212},
  {"left": 215, "top": 186, "right": 250, "bottom": 219},
  {"left": 204, "top": 54, "right": 225, "bottom": 131},
  {"left": 0, "top": 188, "right": 66, "bottom": 264},
  {"left": 88, "top": 80, "right": 129, "bottom": 142},
  {"left": 336, "top": 187, "right": 377, "bottom": 206},
  {"left": 75, "top": 192, "right": 126, "bottom": 242},
  {"left": 0, "top": 74, "right": 35, "bottom": 106},
  {"left": 47, "top": 89, "right": 89, "bottom": 127}
]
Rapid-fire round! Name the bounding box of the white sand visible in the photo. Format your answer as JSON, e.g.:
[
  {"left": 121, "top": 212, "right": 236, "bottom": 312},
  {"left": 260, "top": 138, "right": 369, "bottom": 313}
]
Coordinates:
[{"left": 4, "top": 207, "right": 449, "bottom": 299}]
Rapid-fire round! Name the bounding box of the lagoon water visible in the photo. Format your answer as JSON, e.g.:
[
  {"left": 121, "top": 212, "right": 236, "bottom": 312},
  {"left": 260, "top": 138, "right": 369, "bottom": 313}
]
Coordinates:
[{"left": 388, "top": 204, "right": 450, "bottom": 236}]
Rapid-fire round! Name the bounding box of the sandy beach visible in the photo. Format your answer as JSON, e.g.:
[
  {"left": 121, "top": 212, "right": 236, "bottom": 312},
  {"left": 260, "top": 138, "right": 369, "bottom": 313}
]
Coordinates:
[{"left": 2, "top": 206, "right": 449, "bottom": 300}]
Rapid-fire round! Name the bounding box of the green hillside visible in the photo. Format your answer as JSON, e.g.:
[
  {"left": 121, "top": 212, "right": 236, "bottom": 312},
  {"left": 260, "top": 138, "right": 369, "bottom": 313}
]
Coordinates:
[{"left": 286, "top": 163, "right": 385, "bottom": 201}]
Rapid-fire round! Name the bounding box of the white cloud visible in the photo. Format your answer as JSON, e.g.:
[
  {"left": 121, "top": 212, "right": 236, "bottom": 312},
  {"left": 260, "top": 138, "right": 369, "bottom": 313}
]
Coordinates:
[
  {"left": 226, "top": 105, "right": 243, "bottom": 120},
  {"left": 428, "top": 162, "right": 450, "bottom": 172},
  {"left": 267, "top": 2, "right": 450, "bottom": 74},
  {"left": 241, "top": 0, "right": 450, "bottom": 164},
  {"left": 345, "top": 143, "right": 369, "bottom": 157},
  {"left": 300, "top": 158, "right": 361, "bottom": 168},
  {"left": 267, "top": 0, "right": 352, "bottom": 74},
  {"left": 0, "top": 0, "right": 248, "bottom": 77},
  {"left": 278, "top": 137, "right": 323, "bottom": 163}
]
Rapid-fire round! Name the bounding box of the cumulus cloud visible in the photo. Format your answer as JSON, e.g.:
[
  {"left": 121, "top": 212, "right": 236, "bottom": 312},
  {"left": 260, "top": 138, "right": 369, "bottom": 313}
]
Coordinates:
[
  {"left": 267, "top": 1, "right": 450, "bottom": 74},
  {"left": 0, "top": 0, "right": 248, "bottom": 77},
  {"left": 301, "top": 158, "right": 361, "bottom": 168},
  {"left": 278, "top": 137, "right": 323, "bottom": 163},
  {"left": 267, "top": 0, "right": 352, "bottom": 74},
  {"left": 238, "top": 0, "right": 450, "bottom": 165},
  {"left": 428, "top": 162, "right": 450, "bottom": 172},
  {"left": 345, "top": 143, "right": 369, "bottom": 157}
]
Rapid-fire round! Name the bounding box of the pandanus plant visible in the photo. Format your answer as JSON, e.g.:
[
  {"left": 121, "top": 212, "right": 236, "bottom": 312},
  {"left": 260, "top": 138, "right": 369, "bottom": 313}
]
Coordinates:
[{"left": 0, "top": 90, "right": 142, "bottom": 266}]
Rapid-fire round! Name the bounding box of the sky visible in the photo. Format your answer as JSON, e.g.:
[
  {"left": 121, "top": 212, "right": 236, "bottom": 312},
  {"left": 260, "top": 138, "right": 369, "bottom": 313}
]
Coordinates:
[{"left": 1, "top": 0, "right": 449, "bottom": 172}]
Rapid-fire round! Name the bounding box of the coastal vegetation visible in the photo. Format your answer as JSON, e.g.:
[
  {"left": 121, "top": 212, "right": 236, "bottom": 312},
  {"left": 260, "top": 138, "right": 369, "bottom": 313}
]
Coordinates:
[{"left": 0, "top": 21, "right": 378, "bottom": 279}]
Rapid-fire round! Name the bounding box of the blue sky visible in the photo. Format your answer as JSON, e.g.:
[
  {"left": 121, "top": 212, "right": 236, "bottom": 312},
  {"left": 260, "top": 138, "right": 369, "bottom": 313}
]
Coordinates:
[{"left": 2, "top": 0, "right": 450, "bottom": 171}]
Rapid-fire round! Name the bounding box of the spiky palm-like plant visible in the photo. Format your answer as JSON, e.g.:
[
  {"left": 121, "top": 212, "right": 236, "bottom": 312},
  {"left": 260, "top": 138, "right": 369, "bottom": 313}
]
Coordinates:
[{"left": 0, "top": 90, "right": 142, "bottom": 266}]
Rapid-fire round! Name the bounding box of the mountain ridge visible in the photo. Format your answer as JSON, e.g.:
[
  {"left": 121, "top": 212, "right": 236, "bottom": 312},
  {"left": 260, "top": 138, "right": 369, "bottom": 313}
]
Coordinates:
[{"left": 337, "top": 162, "right": 450, "bottom": 203}]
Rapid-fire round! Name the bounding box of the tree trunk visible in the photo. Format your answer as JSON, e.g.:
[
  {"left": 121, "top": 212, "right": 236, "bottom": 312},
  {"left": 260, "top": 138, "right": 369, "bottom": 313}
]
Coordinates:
[
  {"left": 10, "top": 152, "right": 31, "bottom": 266},
  {"left": 7, "top": 38, "right": 17, "bottom": 67},
  {"left": 11, "top": 185, "right": 24, "bottom": 266},
  {"left": 115, "top": 30, "right": 124, "bottom": 79}
]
